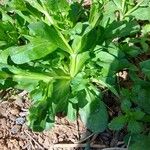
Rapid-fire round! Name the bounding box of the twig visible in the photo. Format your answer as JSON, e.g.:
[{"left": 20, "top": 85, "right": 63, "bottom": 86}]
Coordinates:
[
  {"left": 24, "top": 130, "right": 44, "bottom": 150},
  {"left": 29, "top": 140, "right": 35, "bottom": 149},
  {"left": 18, "top": 90, "right": 28, "bottom": 97},
  {"left": 22, "top": 143, "right": 30, "bottom": 150},
  {"left": 127, "top": 135, "right": 131, "bottom": 149},
  {"left": 90, "top": 133, "right": 99, "bottom": 144},
  {"left": 74, "top": 133, "right": 94, "bottom": 144},
  {"left": 49, "top": 143, "right": 106, "bottom": 148},
  {"left": 102, "top": 148, "right": 127, "bottom": 150}
]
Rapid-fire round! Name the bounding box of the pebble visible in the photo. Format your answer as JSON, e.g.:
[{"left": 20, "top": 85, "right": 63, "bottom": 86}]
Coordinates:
[
  {"left": 19, "top": 112, "right": 28, "bottom": 117},
  {"left": 10, "top": 109, "right": 20, "bottom": 116},
  {"left": 14, "top": 97, "right": 23, "bottom": 107},
  {"left": 16, "top": 117, "right": 25, "bottom": 125},
  {"left": 9, "top": 115, "right": 16, "bottom": 122},
  {"left": 11, "top": 125, "right": 21, "bottom": 134}
]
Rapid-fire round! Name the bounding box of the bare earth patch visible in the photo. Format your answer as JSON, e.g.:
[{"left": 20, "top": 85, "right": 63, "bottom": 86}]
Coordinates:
[{"left": 0, "top": 90, "right": 126, "bottom": 150}]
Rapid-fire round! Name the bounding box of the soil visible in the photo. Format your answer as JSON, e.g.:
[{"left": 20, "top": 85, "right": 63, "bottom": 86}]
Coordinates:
[{"left": 0, "top": 90, "right": 127, "bottom": 150}]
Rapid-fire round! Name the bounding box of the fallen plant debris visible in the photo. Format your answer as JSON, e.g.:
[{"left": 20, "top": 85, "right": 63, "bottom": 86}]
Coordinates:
[{"left": 0, "top": 0, "right": 150, "bottom": 149}]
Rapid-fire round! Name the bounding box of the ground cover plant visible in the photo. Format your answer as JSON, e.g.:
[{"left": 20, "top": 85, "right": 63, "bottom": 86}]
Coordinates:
[{"left": 0, "top": 0, "right": 150, "bottom": 149}]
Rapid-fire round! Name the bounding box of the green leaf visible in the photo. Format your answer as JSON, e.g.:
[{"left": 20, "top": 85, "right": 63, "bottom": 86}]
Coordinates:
[
  {"left": 132, "top": 85, "right": 150, "bottom": 114},
  {"left": 104, "top": 20, "right": 140, "bottom": 39},
  {"left": 0, "top": 64, "right": 53, "bottom": 91},
  {"left": 0, "top": 22, "right": 18, "bottom": 49},
  {"left": 28, "top": 21, "right": 73, "bottom": 54},
  {"left": 129, "top": 136, "right": 150, "bottom": 150},
  {"left": 71, "top": 72, "right": 89, "bottom": 93},
  {"left": 112, "top": 0, "right": 122, "bottom": 10},
  {"left": 71, "top": 24, "right": 96, "bottom": 53},
  {"left": 121, "top": 99, "right": 132, "bottom": 113},
  {"left": 109, "top": 116, "right": 127, "bottom": 130},
  {"left": 101, "top": 1, "right": 118, "bottom": 26},
  {"left": 132, "top": 110, "right": 145, "bottom": 120},
  {"left": 70, "top": 51, "right": 90, "bottom": 77},
  {"left": 131, "top": 7, "right": 150, "bottom": 21},
  {"left": 68, "top": 2, "right": 85, "bottom": 25},
  {"left": 89, "top": 0, "right": 102, "bottom": 27},
  {"left": 8, "top": 39, "right": 57, "bottom": 64},
  {"left": 142, "top": 24, "right": 150, "bottom": 35},
  {"left": 42, "top": 0, "right": 70, "bottom": 13},
  {"left": 66, "top": 102, "right": 77, "bottom": 122},
  {"left": 140, "top": 59, "right": 150, "bottom": 79},
  {"left": 10, "top": 0, "right": 26, "bottom": 11},
  {"left": 128, "top": 121, "right": 143, "bottom": 133},
  {"left": 52, "top": 79, "right": 71, "bottom": 113},
  {"left": 79, "top": 88, "right": 108, "bottom": 133},
  {"left": 28, "top": 100, "right": 54, "bottom": 132},
  {"left": 94, "top": 77, "right": 119, "bottom": 97}
]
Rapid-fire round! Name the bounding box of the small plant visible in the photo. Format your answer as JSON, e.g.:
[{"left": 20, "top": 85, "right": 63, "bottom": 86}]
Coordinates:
[{"left": 0, "top": 0, "right": 150, "bottom": 149}]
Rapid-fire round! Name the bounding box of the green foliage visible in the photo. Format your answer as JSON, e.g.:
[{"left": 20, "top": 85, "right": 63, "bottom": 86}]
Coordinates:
[{"left": 0, "top": 0, "right": 150, "bottom": 148}]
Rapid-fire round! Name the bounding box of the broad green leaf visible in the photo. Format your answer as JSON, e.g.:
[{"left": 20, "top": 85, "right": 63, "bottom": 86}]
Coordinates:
[
  {"left": 42, "top": 0, "right": 70, "bottom": 25},
  {"left": 28, "top": 100, "right": 54, "bottom": 132},
  {"left": 93, "top": 77, "right": 119, "bottom": 97},
  {"left": 0, "top": 22, "right": 18, "bottom": 49},
  {"left": 132, "top": 110, "right": 145, "bottom": 120},
  {"left": 71, "top": 24, "right": 96, "bottom": 53},
  {"left": 67, "top": 102, "right": 77, "bottom": 122},
  {"left": 68, "top": 1, "right": 85, "bottom": 25},
  {"left": 8, "top": 39, "right": 57, "bottom": 64},
  {"left": 121, "top": 43, "right": 142, "bottom": 57},
  {"left": 109, "top": 116, "right": 127, "bottom": 130},
  {"left": 28, "top": 22, "right": 73, "bottom": 53},
  {"left": 142, "top": 24, "right": 150, "bottom": 35},
  {"left": 10, "top": 0, "right": 26, "bottom": 11},
  {"left": 132, "top": 85, "right": 150, "bottom": 114},
  {"left": 101, "top": 1, "right": 118, "bottom": 26},
  {"left": 41, "top": 0, "right": 69, "bottom": 12},
  {"left": 113, "top": 0, "right": 122, "bottom": 10},
  {"left": 136, "top": 0, "right": 150, "bottom": 6},
  {"left": 0, "top": 71, "right": 10, "bottom": 79},
  {"left": 128, "top": 121, "right": 143, "bottom": 133},
  {"left": 71, "top": 72, "right": 89, "bottom": 93},
  {"left": 79, "top": 88, "right": 108, "bottom": 133},
  {"left": 140, "top": 59, "right": 150, "bottom": 79},
  {"left": 0, "top": 64, "right": 53, "bottom": 91},
  {"left": 121, "top": 99, "right": 132, "bottom": 113},
  {"left": 30, "top": 81, "right": 53, "bottom": 102},
  {"left": 131, "top": 7, "right": 150, "bottom": 21},
  {"left": 89, "top": 0, "right": 102, "bottom": 27},
  {"left": 24, "top": 0, "right": 44, "bottom": 14},
  {"left": 129, "top": 136, "right": 150, "bottom": 150},
  {"left": 70, "top": 51, "right": 90, "bottom": 77},
  {"left": 104, "top": 20, "right": 140, "bottom": 39},
  {"left": 52, "top": 79, "right": 71, "bottom": 113}
]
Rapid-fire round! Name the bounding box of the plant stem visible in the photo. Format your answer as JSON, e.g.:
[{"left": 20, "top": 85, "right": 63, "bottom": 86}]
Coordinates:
[
  {"left": 123, "top": 0, "right": 144, "bottom": 18},
  {"left": 121, "top": 0, "right": 126, "bottom": 14},
  {"left": 70, "top": 53, "right": 77, "bottom": 78}
]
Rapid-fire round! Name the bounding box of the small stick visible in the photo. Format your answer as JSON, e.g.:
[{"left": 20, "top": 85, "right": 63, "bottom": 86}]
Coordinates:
[
  {"left": 102, "top": 148, "right": 127, "bottom": 150},
  {"left": 18, "top": 90, "right": 28, "bottom": 97},
  {"left": 90, "top": 133, "right": 99, "bottom": 144},
  {"left": 49, "top": 143, "right": 106, "bottom": 148},
  {"left": 24, "top": 130, "right": 44, "bottom": 150},
  {"left": 127, "top": 136, "right": 131, "bottom": 149},
  {"left": 74, "top": 133, "right": 94, "bottom": 144}
]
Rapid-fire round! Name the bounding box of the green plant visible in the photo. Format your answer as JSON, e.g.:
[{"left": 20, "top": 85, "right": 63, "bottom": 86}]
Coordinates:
[{"left": 0, "top": 0, "right": 150, "bottom": 149}]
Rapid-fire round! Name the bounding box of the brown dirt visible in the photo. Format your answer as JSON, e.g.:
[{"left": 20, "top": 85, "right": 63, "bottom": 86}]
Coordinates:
[
  {"left": 0, "top": 90, "right": 127, "bottom": 150},
  {"left": 0, "top": 90, "right": 86, "bottom": 150}
]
